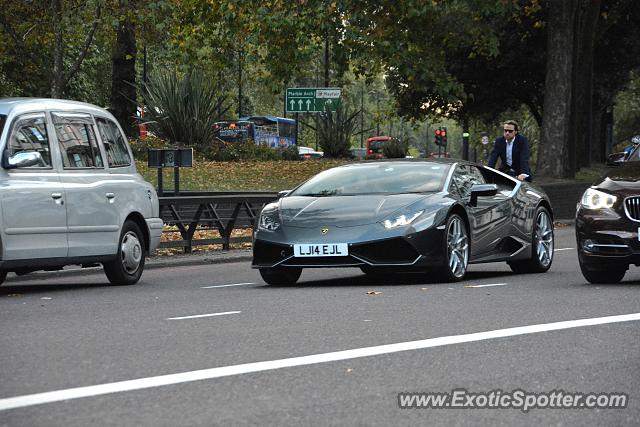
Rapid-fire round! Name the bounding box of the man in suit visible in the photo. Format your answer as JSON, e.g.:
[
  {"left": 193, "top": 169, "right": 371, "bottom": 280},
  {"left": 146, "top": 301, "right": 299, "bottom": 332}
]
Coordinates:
[{"left": 487, "top": 120, "right": 532, "bottom": 182}]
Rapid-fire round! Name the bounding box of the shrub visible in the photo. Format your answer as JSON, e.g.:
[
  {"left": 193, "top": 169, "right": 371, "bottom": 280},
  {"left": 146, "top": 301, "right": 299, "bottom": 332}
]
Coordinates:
[
  {"left": 278, "top": 145, "right": 300, "bottom": 161},
  {"left": 382, "top": 138, "right": 409, "bottom": 158},
  {"left": 128, "top": 134, "right": 168, "bottom": 161},
  {"left": 314, "top": 104, "right": 365, "bottom": 158},
  {"left": 136, "top": 69, "right": 228, "bottom": 149}
]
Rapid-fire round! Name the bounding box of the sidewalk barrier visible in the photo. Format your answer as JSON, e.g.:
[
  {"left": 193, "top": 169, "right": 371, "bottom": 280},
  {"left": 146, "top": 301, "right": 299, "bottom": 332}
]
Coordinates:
[{"left": 159, "top": 191, "right": 277, "bottom": 253}]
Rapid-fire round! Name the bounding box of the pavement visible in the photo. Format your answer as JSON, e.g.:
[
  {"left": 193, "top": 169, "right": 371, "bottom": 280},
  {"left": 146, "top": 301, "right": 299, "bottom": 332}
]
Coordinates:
[{"left": 4, "top": 249, "right": 253, "bottom": 284}]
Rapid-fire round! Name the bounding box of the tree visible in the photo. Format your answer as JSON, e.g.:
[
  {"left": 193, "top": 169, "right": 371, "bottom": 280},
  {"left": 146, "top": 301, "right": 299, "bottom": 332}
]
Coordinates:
[
  {"left": 51, "top": 0, "right": 102, "bottom": 97},
  {"left": 0, "top": 0, "right": 102, "bottom": 98},
  {"left": 110, "top": 0, "right": 138, "bottom": 137},
  {"left": 536, "top": 0, "right": 580, "bottom": 178}
]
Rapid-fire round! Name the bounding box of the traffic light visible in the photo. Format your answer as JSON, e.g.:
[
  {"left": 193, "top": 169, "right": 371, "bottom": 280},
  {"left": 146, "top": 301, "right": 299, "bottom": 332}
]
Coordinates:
[
  {"left": 434, "top": 128, "right": 442, "bottom": 146},
  {"left": 441, "top": 127, "right": 447, "bottom": 146}
]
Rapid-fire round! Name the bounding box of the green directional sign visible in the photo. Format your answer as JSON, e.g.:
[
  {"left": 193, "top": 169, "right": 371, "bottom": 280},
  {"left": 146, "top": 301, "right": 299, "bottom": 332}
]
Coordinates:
[{"left": 286, "top": 87, "right": 341, "bottom": 113}]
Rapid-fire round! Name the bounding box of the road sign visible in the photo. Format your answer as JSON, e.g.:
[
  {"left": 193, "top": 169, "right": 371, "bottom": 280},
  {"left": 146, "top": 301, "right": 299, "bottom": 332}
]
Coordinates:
[{"left": 286, "top": 87, "right": 341, "bottom": 113}]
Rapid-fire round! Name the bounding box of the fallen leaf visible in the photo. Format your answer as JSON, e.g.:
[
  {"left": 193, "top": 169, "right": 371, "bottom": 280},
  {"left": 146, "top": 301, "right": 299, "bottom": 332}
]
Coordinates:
[
  {"left": 366, "top": 291, "right": 382, "bottom": 295},
  {"left": 41, "top": 297, "right": 52, "bottom": 300},
  {"left": 346, "top": 368, "right": 353, "bottom": 373},
  {"left": 420, "top": 287, "right": 428, "bottom": 291}
]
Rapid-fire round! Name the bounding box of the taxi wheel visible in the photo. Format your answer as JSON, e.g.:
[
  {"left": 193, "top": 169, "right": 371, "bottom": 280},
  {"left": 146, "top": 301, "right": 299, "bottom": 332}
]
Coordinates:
[
  {"left": 104, "top": 220, "right": 146, "bottom": 285},
  {"left": 259, "top": 267, "right": 302, "bottom": 285},
  {"left": 0, "top": 270, "right": 6, "bottom": 285}
]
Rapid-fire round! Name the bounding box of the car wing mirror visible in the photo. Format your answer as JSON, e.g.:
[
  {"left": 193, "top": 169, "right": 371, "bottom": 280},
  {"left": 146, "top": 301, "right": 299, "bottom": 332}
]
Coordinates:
[
  {"left": 277, "top": 190, "right": 291, "bottom": 199},
  {"left": 605, "top": 152, "right": 626, "bottom": 167},
  {"left": 469, "top": 183, "right": 498, "bottom": 207},
  {"left": 2, "top": 149, "right": 44, "bottom": 169}
]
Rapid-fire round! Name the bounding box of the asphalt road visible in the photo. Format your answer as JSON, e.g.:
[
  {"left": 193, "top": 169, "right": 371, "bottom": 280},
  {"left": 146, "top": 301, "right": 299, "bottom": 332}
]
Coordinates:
[{"left": 1, "top": 226, "right": 639, "bottom": 426}]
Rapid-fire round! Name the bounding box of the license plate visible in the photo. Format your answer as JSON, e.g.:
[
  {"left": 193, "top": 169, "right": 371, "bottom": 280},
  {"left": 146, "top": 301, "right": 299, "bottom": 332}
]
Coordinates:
[{"left": 293, "top": 243, "right": 348, "bottom": 257}]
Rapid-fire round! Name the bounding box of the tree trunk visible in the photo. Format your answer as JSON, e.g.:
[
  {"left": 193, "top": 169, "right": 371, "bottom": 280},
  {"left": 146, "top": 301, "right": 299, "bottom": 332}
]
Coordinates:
[
  {"left": 51, "top": 0, "right": 63, "bottom": 97},
  {"left": 536, "top": 0, "right": 579, "bottom": 179},
  {"left": 573, "top": 0, "right": 601, "bottom": 170},
  {"left": 110, "top": 0, "right": 138, "bottom": 138},
  {"left": 590, "top": 102, "right": 605, "bottom": 163}
]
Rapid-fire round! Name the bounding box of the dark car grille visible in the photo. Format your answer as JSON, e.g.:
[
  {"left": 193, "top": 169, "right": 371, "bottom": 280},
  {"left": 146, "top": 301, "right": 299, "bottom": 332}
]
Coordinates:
[
  {"left": 351, "top": 238, "right": 420, "bottom": 264},
  {"left": 283, "top": 256, "right": 360, "bottom": 267},
  {"left": 253, "top": 240, "right": 293, "bottom": 265},
  {"left": 624, "top": 197, "right": 640, "bottom": 221},
  {"left": 254, "top": 237, "right": 421, "bottom": 267}
]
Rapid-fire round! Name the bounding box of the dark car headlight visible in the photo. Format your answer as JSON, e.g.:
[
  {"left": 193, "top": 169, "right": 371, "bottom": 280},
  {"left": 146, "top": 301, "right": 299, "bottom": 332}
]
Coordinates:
[
  {"left": 259, "top": 207, "right": 281, "bottom": 231},
  {"left": 580, "top": 188, "right": 617, "bottom": 209}
]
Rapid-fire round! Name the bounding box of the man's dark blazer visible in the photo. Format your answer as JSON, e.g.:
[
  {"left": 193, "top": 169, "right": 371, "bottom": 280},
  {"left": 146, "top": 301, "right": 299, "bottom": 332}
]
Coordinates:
[{"left": 487, "top": 134, "right": 532, "bottom": 182}]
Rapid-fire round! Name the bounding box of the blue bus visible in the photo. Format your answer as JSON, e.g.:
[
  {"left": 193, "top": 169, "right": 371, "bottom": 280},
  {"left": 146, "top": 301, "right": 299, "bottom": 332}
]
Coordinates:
[{"left": 213, "top": 116, "right": 296, "bottom": 148}]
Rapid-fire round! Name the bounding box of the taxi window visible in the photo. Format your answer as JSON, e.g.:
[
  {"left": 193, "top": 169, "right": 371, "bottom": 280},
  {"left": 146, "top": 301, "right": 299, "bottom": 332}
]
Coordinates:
[
  {"left": 52, "top": 112, "right": 104, "bottom": 169},
  {"left": 95, "top": 117, "right": 132, "bottom": 167},
  {"left": 7, "top": 113, "right": 52, "bottom": 168}
]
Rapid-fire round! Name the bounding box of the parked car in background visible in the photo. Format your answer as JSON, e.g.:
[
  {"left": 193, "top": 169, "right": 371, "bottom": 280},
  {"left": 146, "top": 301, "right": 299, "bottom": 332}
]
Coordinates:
[
  {"left": 298, "top": 146, "right": 323, "bottom": 160},
  {"left": 576, "top": 161, "right": 640, "bottom": 283},
  {"left": 0, "top": 98, "right": 163, "bottom": 285},
  {"left": 349, "top": 147, "right": 367, "bottom": 160},
  {"left": 253, "top": 159, "right": 554, "bottom": 285}
]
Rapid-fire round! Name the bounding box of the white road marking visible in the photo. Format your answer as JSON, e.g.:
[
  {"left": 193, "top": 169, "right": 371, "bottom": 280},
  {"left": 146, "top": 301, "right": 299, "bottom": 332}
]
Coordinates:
[
  {"left": 2, "top": 312, "right": 639, "bottom": 411},
  {"left": 465, "top": 283, "right": 507, "bottom": 288},
  {"left": 201, "top": 283, "right": 255, "bottom": 289},
  {"left": 554, "top": 247, "right": 574, "bottom": 252},
  {"left": 167, "top": 311, "right": 241, "bottom": 320}
]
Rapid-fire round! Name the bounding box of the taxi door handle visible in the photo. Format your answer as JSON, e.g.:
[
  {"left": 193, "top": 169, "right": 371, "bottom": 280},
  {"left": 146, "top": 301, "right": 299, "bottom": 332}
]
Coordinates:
[{"left": 51, "top": 192, "right": 64, "bottom": 205}]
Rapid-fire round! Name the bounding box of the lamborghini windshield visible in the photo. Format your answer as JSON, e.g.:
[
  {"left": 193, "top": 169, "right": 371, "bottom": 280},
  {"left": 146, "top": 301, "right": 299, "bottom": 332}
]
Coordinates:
[{"left": 291, "top": 162, "right": 451, "bottom": 196}]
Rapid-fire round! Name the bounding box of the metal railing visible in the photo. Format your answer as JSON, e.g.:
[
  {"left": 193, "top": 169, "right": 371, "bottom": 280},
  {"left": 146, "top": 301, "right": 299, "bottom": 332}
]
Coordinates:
[{"left": 158, "top": 191, "right": 277, "bottom": 252}]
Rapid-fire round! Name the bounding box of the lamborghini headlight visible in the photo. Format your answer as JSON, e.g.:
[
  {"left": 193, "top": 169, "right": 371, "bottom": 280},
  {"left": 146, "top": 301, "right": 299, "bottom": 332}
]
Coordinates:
[
  {"left": 259, "top": 207, "right": 281, "bottom": 231},
  {"left": 580, "top": 188, "right": 617, "bottom": 209},
  {"left": 383, "top": 210, "right": 424, "bottom": 229}
]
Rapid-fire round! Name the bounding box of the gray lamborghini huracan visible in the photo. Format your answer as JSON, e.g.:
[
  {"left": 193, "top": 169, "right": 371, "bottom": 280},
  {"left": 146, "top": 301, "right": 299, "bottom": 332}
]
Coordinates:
[{"left": 252, "top": 159, "right": 554, "bottom": 285}]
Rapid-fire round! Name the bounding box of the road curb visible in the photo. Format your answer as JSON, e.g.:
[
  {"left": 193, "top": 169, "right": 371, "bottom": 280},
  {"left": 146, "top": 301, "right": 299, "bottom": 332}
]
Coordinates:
[{"left": 4, "top": 251, "right": 253, "bottom": 284}]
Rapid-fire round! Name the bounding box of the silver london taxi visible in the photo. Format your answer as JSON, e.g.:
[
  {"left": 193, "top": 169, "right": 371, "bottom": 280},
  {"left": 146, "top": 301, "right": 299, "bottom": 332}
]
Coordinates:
[{"left": 0, "top": 98, "right": 163, "bottom": 285}]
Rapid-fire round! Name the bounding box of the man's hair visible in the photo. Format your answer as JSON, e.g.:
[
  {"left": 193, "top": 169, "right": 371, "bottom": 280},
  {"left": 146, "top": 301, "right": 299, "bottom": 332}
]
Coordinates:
[{"left": 504, "top": 120, "right": 519, "bottom": 131}]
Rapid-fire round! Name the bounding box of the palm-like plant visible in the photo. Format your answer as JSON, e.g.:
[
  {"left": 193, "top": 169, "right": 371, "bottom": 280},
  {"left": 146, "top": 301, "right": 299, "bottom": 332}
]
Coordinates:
[
  {"left": 137, "top": 69, "right": 228, "bottom": 148},
  {"left": 314, "top": 104, "right": 367, "bottom": 158}
]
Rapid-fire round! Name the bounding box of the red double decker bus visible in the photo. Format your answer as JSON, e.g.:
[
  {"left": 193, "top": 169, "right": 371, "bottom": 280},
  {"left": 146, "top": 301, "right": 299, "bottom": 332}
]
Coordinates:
[{"left": 366, "top": 136, "right": 398, "bottom": 159}]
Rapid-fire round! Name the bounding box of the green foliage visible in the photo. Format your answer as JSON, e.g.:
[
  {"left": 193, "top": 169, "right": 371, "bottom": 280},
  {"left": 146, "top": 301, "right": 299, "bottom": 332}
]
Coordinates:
[
  {"left": 137, "top": 69, "right": 228, "bottom": 148},
  {"left": 613, "top": 71, "right": 640, "bottom": 146},
  {"left": 128, "top": 134, "right": 168, "bottom": 161},
  {"left": 280, "top": 145, "right": 301, "bottom": 161},
  {"left": 382, "top": 138, "right": 409, "bottom": 158},
  {"left": 315, "top": 104, "right": 364, "bottom": 158},
  {"left": 197, "top": 140, "right": 300, "bottom": 162}
]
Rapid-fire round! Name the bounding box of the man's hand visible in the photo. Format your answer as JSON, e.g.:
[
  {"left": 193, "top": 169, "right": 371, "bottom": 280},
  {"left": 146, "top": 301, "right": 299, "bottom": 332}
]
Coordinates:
[{"left": 517, "top": 174, "right": 528, "bottom": 181}]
